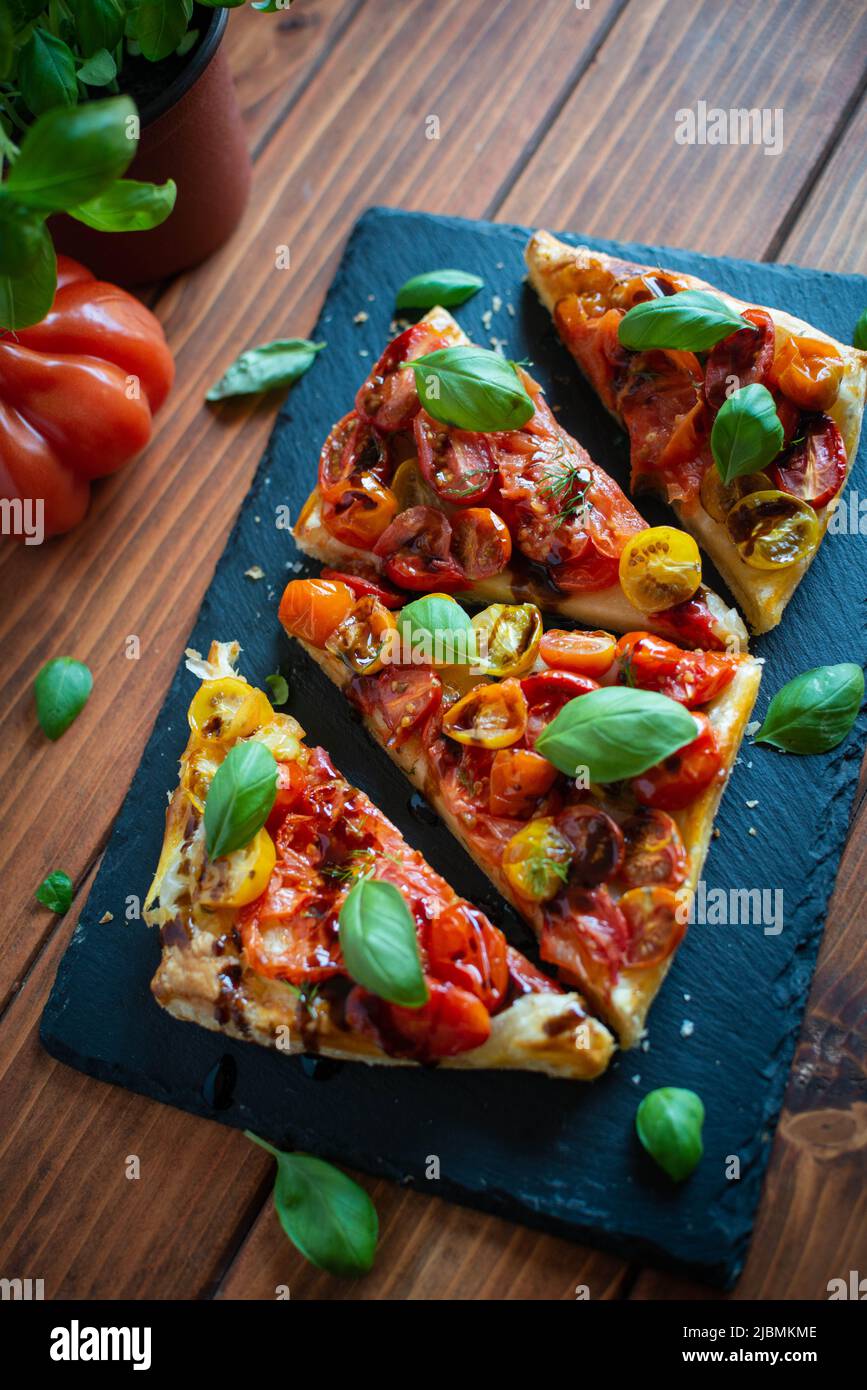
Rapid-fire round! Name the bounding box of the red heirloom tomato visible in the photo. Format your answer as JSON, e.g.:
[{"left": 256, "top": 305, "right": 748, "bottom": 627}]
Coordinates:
[
  {"left": 351, "top": 667, "right": 443, "bottom": 746},
  {"left": 631, "top": 712, "right": 722, "bottom": 811},
  {"left": 318, "top": 411, "right": 391, "bottom": 500},
  {"left": 621, "top": 886, "right": 686, "bottom": 968},
  {"left": 0, "top": 255, "right": 174, "bottom": 537},
  {"left": 424, "top": 901, "right": 508, "bottom": 1012}
]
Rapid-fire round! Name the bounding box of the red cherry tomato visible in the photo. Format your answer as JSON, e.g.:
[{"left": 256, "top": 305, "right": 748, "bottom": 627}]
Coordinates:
[
  {"left": 350, "top": 666, "right": 443, "bottom": 747},
  {"left": 505, "top": 946, "right": 564, "bottom": 997},
  {"left": 346, "top": 979, "right": 492, "bottom": 1061},
  {"left": 540, "top": 884, "right": 630, "bottom": 986},
  {"left": 620, "top": 809, "right": 687, "bottom": 890},
  {"left": 615, "top": 632, "right": 735, "bottom": 708},
  {"left": 320, "top": 568, "right": 403, "bottom": 608},
  {"left": 318, "top": 411, "right": 391, "bottom": 500},
  {"left": 704, "top": 308, "right": 775, "bottom": 411},
  {"left": 631, "top": 712, "right": 722, "bottom": 811},
  {"left": 770, "top": 412, "right": 847, "bottom": 510},
  {"left": 520, "top": 669, "right": 599, "bottom": 746},
  {"left": 556, "top": 804, "right": 624, "bottom": 885},
  {"left": 450, "top": 506, "right": 512, "bottom": 579},
  {"left": 424, "top": 901, "right": 508, "bottom": 1012},
  {"left": 373, "top": 505, "right": 465, "bottom": 590},
  {"left": 355, "top": 323, "right": 448, "bottom": 432},
  {"left": 621, "top": 886, "right": 686, "bottom": 969},
  {"left": 414, "top": 409, "right": 495, "bottom": 503}
]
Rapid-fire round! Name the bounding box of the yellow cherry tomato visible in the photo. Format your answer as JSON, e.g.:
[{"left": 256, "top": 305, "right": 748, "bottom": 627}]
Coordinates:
[
  {"left": 183, "top": 742, "right": 226, "bottom": 812},
  {"left": 619, "top": 526, "right": 702, "bottom": 612},
  {"left": 699, "top": 467, "right": 774, "bottom": 523},
  {"left": 442, "top": 678, "right": 528, "bottom": 749},
  {"left": 502, "top": 817, "right": 574, "bottom": 904},
  {"left": 326, "top": 595, "right": 398, "bottom": 674},
  {"left": 247, "top": 714, "right": 305, "bottom": 762},
  {"left": 199, "top": 827, "right": 276, "bottom": 908},
  {"left": 391, "top": 457, "right": 438, "bottom": 511},
  {"left": 188, "top": 678, "right": 273, "bottom": 744},
  {"left": 725, "top": 489, "right": 820, "bottom": 569},
  {"left": 471, "top": 603, "right": 543, "bottom": 677}
]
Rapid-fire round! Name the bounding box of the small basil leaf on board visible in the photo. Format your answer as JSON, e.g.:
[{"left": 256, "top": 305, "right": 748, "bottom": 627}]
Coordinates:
[
  {"left": 395, "top": 268, "right": 484, "bottom": 310},
  {"left": 636, "top": 1088, "right": 704, "bottom": 1182},
  {"left": 7, "top": 97, "right": 138, "bottom": 212},
  {"left": 246, "top": 1133, "right": 378, "bottom": 1276},
  {"left": 69, "top": 178, "right": 177, "bottom": 232},
  {"left": 535, "top": 686, "right": 699, "bottom": 782},
  {"left": 753, "top": 662, "right": 863, "bottom": 754},
  {"left": 854, "top": 308, "right": 867, "bottom": 351},
  {"left": 17, "top": 30, "right": 79, "bottom": 118},
  {"left": 206, "top": 339, "right": 325, "bottom": 401},
  {"left": 618, "top": 289, "right": 747, "bottom": 352},
  {"left": 265, "top": 672, "right": 289, "bottom": 706},
  {"left": 407, "top": 346, "right": 534, "bottom": 432},
  {"left": 204, "top": 741, "right": 277, "bottom": 859},
  {"left": 339, "top": 878, "right": 428, "bottom": 1008},
  {"left": 34, "top": 657, "right": 93, "bottom": 740},
  {"left": 36, "top": 870, "right": 73, "bottom": 914},
  {"left": 710, "top": 383, "right": 784, "bottom": 483},
  {"left": 399, "top": 594, "right": 474, "bottom": 664}
]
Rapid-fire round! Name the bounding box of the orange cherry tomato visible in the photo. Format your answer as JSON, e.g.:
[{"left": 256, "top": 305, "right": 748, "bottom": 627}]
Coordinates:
[
  {"left": 325, "top": 595, "right": 397, "bottom": 674},
  {"left": 442, "top": 678, "right": 528, "bottom": 749},
  {"left": 278, "top": 578, "right": 355, "bottom": 647},
  {"left": 320, "top": 471, "right": 398, "bottom": 548},
  {"left": 620, "top": 810, "right": 687, "bottom": 890},
  {"left": 539, "top": 628, "right": 617, "bottom": 677},
  {"left": 556, "top": 804, "right": 624, "bottom": 886},
  {"left": 488, "top": 747, "right": 558, "bottom": 818},
  {"left": 621, "top": 886, "right": 686, "bottom": 969},
  {"left": 450, "top": 506, "right": 513, "bottom": 579},
  {"left": 615, "top": 632, "right": 735, "bottom": 708},
  {"left": 424, "top": 902, "right": 508, "bottom": 1012},
  {"left": 772, "top": 333, "right": 843, "bottom": 413},
  {"left": 631, "top": 712, "right": 722, "bottom": 811}
]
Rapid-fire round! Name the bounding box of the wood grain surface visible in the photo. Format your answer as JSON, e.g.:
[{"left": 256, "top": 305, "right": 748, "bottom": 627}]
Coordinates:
[{"left": 1, "top": 0, "right": 865, "bottom": 1302}]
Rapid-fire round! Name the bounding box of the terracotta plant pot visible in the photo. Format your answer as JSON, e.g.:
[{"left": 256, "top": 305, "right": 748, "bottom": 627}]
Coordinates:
[{"left": 51, "top": 8, "right": 251, "bottom": 286}]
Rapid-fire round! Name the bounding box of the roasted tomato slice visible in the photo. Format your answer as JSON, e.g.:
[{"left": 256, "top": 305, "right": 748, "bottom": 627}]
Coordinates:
[
  {"left": 346, "top": 978, "right": 491, "bottom": 1060},
  {"left": 770, "top": 413, "right": 847, "bottom": 510},
  {"left": 319, "top": 567, "right": 403, "bottom": 608},
  {"left": 505, "top": 945, "right": 563, "bottom": 996},
  {"left": 424, "top": 901, "right": 508, "bottom": 1012},
  {"left": 325, "top": 595, "right": 397, "bottom": 674},
  {"left": 450, "top": 506, "right": 512, "bottom": 579},
  {"left": 414, "top": 409, "right": 496, "bottom": 502},
  {"left": 521, "top": 669, "right": 598, "bottom": 746},
  {"left": 771, "top": 333, "right": 843, "bottom": 413},
  {"left": 489, "top": 747, "right": 558, "bottom": 818},
  {"left": 540, "top": 884, "right": 630, "bottom": 987},
  {"left": 351, "top": 666, "right": 443, "bottom": 746},
  {"left": 321, "top": 471, "right": 398, "bottom": 548},
  {"left": 443, "top": 677, "right": 528, "bottom": 749},
  {"left": 704, "top": 308, "right": 775, "bottom": 411},
  {"left": 239, "top": 878, "right": 343, "bottom": 985},
  {"left": 621, "top": 886, "right": 686, "bottom": 969},
  {"left": 632, "top": 711, "right": 722, "bottom": 811},
  {"left": 502, "top": 817, "right": 574, "bottom": 903},
  {"left": 539, "top": 628, "right": 616, "bottom": 677},
  {"left": 615, "top": 632, "right": 735, "bottom": 707},
  {"left": 278, "top": 578, "right": 355, "bottom": 648},
  {"left": 620, "top": 809, "right": 687, "bottom": 890},
  {"left": 556, "top": 545, "right": 621, "bottom": 592},
  {"left": 355, "top": 323, "right": 448, "bottom": 432},
  {"left": 556, "top": 804, "right": 624, "bottom": 886},
  {"left": 318, "top": 411, "right": 391, "bottom": 500},
  {"left": 373, "top": 505, "right": 465, "bottom": 591}
]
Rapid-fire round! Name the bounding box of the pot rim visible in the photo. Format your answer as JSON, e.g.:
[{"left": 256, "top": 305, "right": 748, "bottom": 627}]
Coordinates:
[{"left": 138, "top": 7, "right": 229, "bottom": 128}]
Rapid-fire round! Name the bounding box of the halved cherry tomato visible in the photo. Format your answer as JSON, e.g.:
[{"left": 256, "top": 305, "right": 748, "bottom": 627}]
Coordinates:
[
  {"left": 278, "top": 578, "right": 355, "bottom": 648},
  {"left": 521, "top": 668, "right": 598, "bottom": 746},
  {"left": 355, "top": 322, "right": 448, "bottom": 432},
  {"left": 320, "top": 471, "right": 398, "bottom": 548},
  {"left": 414, "top": 410, "right": 495, "bottom": 502},
  {"left": 373, "top": 505, "right": 465, "bottom": 591},
  {"left": 442, "top": 678, "right": 528, "bottom": 749},
  {"left": 704, "top": 308, "right": 775, "bottom": 411},
  {"left": 632, "top": 712, "right": 721, "bottom": 811},
  {"left": 188, "top": 677, "right": 273, "bottom": 743},
  {"left": 770, "top": 413, "right": 847, "bottom": 510},
  {"left": 319, "top": 567, "right": 403, "bottom": 608},
  {"left": 325, "top": 595, "right": 397, "bottom": 674},
  {"left": 450, "top": 506, "right": 512, "bottom": 579},
  {"left": 424, "top": 901, "right": 508, "bottom": 1011},
  {"left": 619, "top": 525, "right": 702, "bottom": 612},
  {"left": 725, "top": 488, "right": 819, "bottom": 569},
  {"left": 318, "top": 411, "right": 390, "bottom": 500},
  {"left": 502, "top": 817, "right": 574, "bottom": 903},
  {"left": 699, "top": 465, "right": 773, "bottom": 522},
  {"left": 556, "top": 804, "right": 624, "bottom": 885},
  {"left": 352, "top": 667, "right": 443, "bottom": 747},
  {"left": 540, "top": 884, "right": 630, "bottom": 986},
  {"left": 346, "top": 978, "right": 492, "bottom": 1060},
  {"left": 472, "top": 603, "right": 542, "bottom": 678},
  {"left": 621, "top": 809, "right": 687, "bottom": 890},
  {"left": 489, "top": 747, "right": 558, "bottom": 818},
  {"left": 200, "top": 827, "right": 276, "bottom": 909},
  {"left": 391, "top": 457, "right": 438, "bottom": 511},
  {"left": 621, "top": 886, "right": 686, "bottom": 968},
  {"left": 539, "top": 628, "right": 616, "bottom": 677},
  {"left": 772, "top": 332, "right": 843, "bottom": 412},
  {"left": 615, "top": 632, "right": 735, "bottom": 707},
  {"left": 505, "top": 945, "right": 563, "bottom": 996}
]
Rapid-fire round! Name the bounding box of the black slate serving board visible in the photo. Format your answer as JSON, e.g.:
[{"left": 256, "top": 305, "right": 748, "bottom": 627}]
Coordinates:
[{"left": 41, "top": 208, "right": 867, "bottom": 1288}]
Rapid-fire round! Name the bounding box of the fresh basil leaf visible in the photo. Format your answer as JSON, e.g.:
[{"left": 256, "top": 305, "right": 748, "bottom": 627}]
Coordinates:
[
  {"left": 710, "top": 383, "right": 784, "bottom": 484},
  {"left": 636, "top": 1088, "right": 704, "bottom": 1182},
  {"left": 206, "top": 339, "right": 325, "bottom": 401},
  {"left": 265, "top": 672, "right": 289, "bottom": 706},
  {"left": 74, "top": 0, "right": 126, "bottom": 56},
  {"left": 17, "top": 29, "right": 79, "bottom": 118},
  {"left": 9, "top": 0, "right": 47, "bottom": 33},
  {"left": 0, "top": 194, "right": 45, "bottom": 274},
  {"left": 399, "top": 594, "right": 474, "bottom": 665},
  {"left": 854, "top": 308, "right": 867, "bottom": 351},
  {"left": 407, "top": 346, "right": 534, "bottom": 432},
  {"left": 175, "top": 27, "right": 199, "bottom": 57},
  {"left": 535, "top": 685, "right": 699, "bottom": 782},
  {"left": 618, "top": 289, "right": 747, "bottom": 352},
  {"left": 753, "top": 663, "right": 863, "bottom": 755},
  {"left": 0, "top": 215, "right": 56, "bottom": 329},
  {"left": 204, "top": 741, "right": 277, "bottom": 859},
  {"left": 395, "top": 268, "right": 483, "bottom": 310},
  {"left": 246, "top": 1133, "right": 378, "bottom": 1276},
  {"left": 339, "top": 878, "right": 428, "bottom": 1008},
  {"left": 7, "top": 96, "right": 137, "bottom": 211},
  {"left": 68, "top": 177, "right": 176, "bottom": 232},
  {"left": 36, "top": 869, "right": 74, "bottom": 914},
  {"left": 77, "top": 48, "right": 118, "bottom": 87},
  {"left": 251, "top": 1, "right": 293, "bottom": 11},
  {"left": 34, "top": 656, "right": 93, "bottom": 740},
  {"left": 133, "top": 0, "right": 194, "bottom": 62}
]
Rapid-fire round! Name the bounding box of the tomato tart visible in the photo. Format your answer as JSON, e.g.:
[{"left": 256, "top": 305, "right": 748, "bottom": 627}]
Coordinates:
[
  {"left": 293, "top": 308, "right": 747, "bottom": 652},
  {"left": 525, "top": 230, "right": 867, "bottom": 633},
  {"left": 145, "top": 641, "right": 614, "bottom": 1079},
  {"left": 280, "top": 583, "right": 762, "bottom": 1045}
]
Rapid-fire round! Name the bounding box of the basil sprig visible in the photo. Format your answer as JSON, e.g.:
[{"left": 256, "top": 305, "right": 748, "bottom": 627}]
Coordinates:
[
  {"left": 204, "top": 741, "right": 277, "bottom": 859},
  {"left": 636, "top": 1088, "right": 704, "bottom": 1182},
  {"left": 618, "top": 289, "right": 747, "bottom": 351},
  {"left": 339, "top": 878, "right": 428, "bottom": 1008},
  {"left": 854, "top": 308, "right": 867, "bottom": 351},
  {"left": 710, "top": 383, "right": 784, "bottom": 483},
  {"left": 535, "top": 686, "right": 699, "bottom": 782},
  {"left": 754, "top": 663, "right": 863, "bottom": 754},
  {"left": 34, "top": 656, "right": 93, "bottom": 740},
  {"left": 406, "top": 346, "right": 534, "bottom": 432},
  {"left": 246, "top": 1133, "right": 378, "bottom": 1277},
  {"left": 399, "top": 594, "right": 475, "bottom": 665},
  {"left": 36, "top": 869, "right": 73, "bottom": 914},
  {"left": 206, "top": 339, "right": 325, "bottom": 401},
  {"left": 395, "top": 268, "right": 483, "bottom": 310}
]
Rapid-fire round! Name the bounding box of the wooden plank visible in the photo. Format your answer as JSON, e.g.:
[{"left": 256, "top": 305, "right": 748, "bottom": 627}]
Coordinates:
[
  {"left": 777, "top": 93, "right": 867, "bottom": 274},
  {"left": 498, "top": 0, "right": 867, "bottom": 266}
]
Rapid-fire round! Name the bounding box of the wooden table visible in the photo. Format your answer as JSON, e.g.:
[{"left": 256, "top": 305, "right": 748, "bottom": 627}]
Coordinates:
[{"left": 2, "top": 0, "right": 865, "bottom": 1302}]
